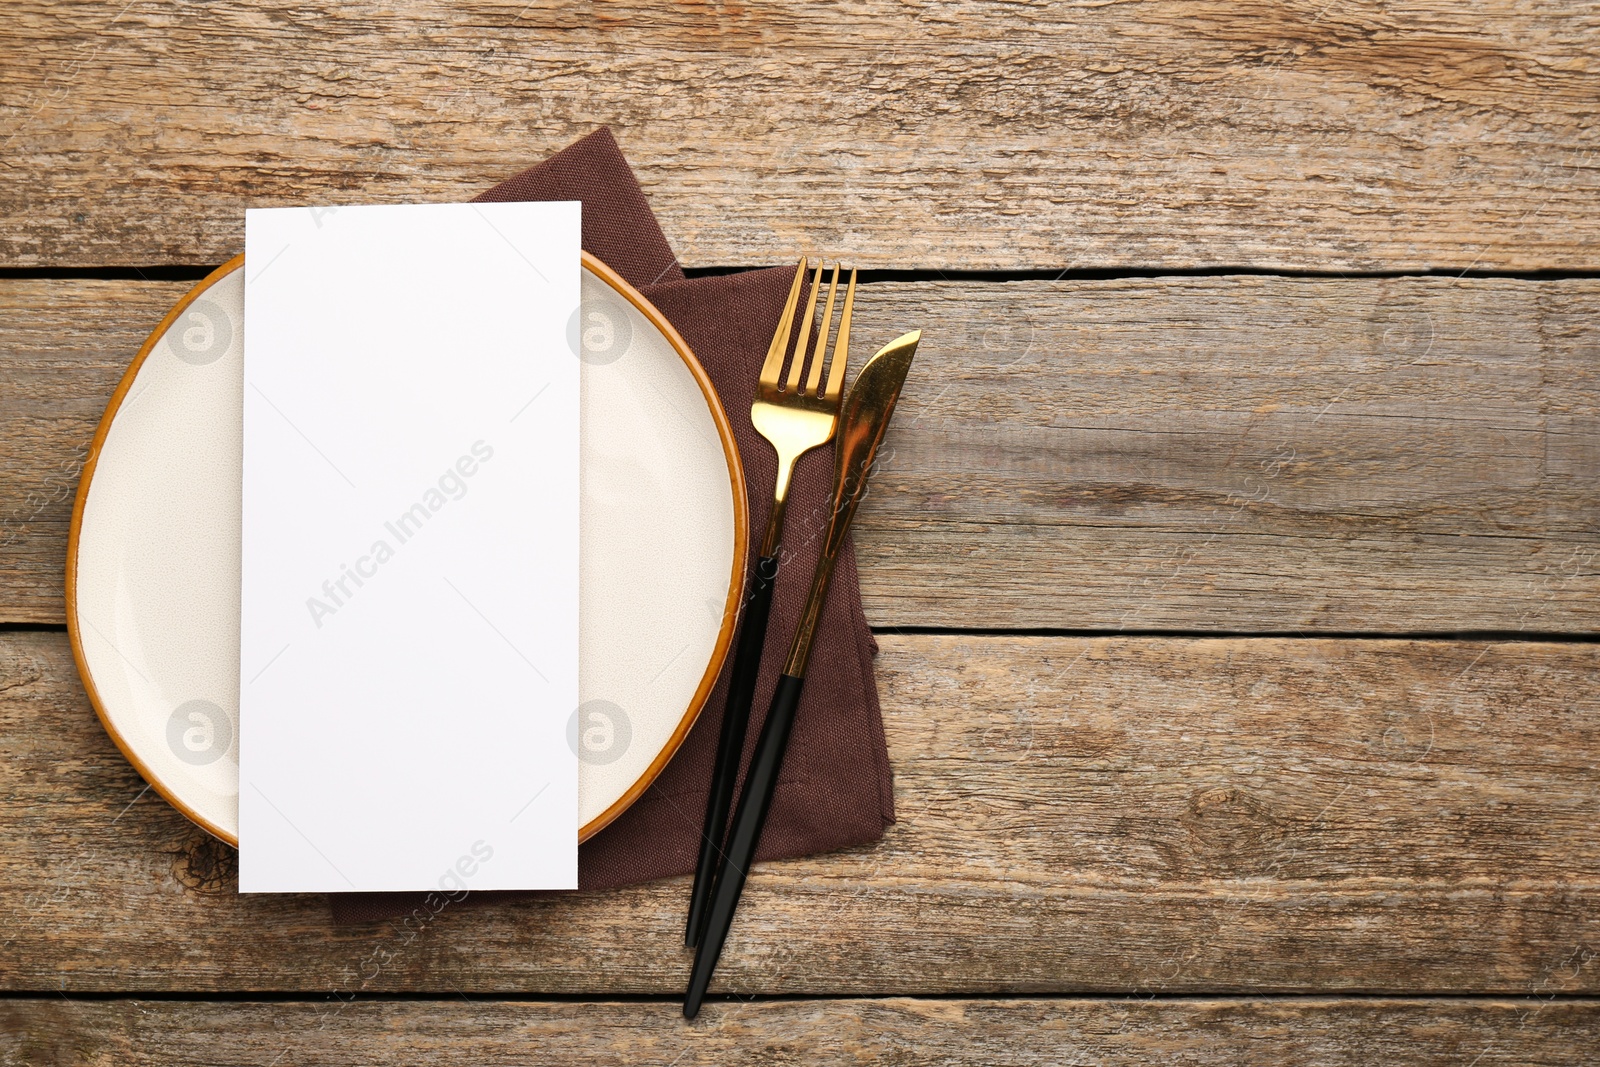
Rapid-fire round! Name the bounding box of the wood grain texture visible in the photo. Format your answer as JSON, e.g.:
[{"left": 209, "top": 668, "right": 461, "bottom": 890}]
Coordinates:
[
  {"left": 3, "top": 631, "right": 1596, "bottom": 994},
  {"left": 5, "top": 998, "right": 1599, "bottom": 1065},
  {"left": 4, "top": 275, "right": 1597, "bottom": 631},
  {"left": 3, "top": 1, "right": 1598, "bottom": 271}
]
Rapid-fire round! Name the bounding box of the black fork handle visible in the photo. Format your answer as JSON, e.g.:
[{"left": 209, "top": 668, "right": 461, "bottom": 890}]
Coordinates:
[
  {"left": 684, "top": 554, "right": 779, "bottom": 947},
  {"left": 684, "top": 671, "right": 806, "bottom": 1018}
]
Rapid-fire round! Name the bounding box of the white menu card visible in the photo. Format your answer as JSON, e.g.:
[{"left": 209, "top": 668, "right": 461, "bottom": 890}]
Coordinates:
[{"left": 239, "top": 201, "right": 580, "bottom": 893}]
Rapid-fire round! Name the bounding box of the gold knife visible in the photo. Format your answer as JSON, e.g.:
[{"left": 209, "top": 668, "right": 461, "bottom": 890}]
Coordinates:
[{"left": 684, "top": 329, "right": 922, "bottom": 1019}]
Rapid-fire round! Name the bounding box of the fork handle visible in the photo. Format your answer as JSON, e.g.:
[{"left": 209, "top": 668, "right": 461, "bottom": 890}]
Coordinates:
[
  {"left": 684, "top": 671, "right": 805, "bottom": 1018},
  {"left": 684, "top": 553, "right": 779, "bottom": 947}
]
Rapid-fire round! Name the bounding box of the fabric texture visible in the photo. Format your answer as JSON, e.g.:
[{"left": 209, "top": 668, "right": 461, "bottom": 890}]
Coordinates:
[{"left": 329, "top": 127, "right": 893, "bottom": 924}]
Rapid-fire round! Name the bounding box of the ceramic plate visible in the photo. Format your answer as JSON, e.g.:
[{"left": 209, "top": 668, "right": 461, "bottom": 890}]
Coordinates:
[{"left": 67, "top": 252, "right": 747, "bottom": 845}]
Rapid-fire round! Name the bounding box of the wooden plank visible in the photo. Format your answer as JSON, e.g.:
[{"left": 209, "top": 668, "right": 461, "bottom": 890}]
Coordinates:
[
  {"left": 2, "top": 631, "right": 1596, "bottom": 994},
  {"left": 4, "top": 275, "right": 1598, "bottom": 631},
  {"left": 3, "top": 1, "right": 1598, "bottom": 271},
  {"left": 5, "top": 998, "right": 1599, "bottom": 1065}
]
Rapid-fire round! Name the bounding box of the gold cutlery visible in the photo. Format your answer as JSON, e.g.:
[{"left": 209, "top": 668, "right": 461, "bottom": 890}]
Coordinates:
[
  {"left": 684, "top": 327, "right": 922, "bottom": 1018},
  {"left": 686, "top": 258, "right": 856, "bottom": 948}
]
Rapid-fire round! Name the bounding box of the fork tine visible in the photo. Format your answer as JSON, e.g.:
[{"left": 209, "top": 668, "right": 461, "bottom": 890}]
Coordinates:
[
  {"left": 804, "top": 264, "right": 842, "bottom": 396},
  {"left": 785, "top": 261, "right": 825, "bottom": 393},
  {"left": 823, "top": 267, "right": 856, "bottom": 403},
  {"left": 759, "top": 258, "right": 808, "bottom": 389}
]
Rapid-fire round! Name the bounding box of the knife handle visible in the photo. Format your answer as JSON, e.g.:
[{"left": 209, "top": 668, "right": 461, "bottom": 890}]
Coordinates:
[
  {"left": 685, "top": 555, "right": 779, "bottom": 947},
  {"left": 684, "top": 671, "right": 805, "bottom": 1018}
]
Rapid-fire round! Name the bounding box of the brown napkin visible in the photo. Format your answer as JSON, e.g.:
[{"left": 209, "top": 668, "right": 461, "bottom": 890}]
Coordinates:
[{"left": 330, "top": 128, "right": 894, "bottom": 924}]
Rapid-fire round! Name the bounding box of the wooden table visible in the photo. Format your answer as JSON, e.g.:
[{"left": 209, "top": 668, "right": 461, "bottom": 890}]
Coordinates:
[{"left": 4, "top": 2, "right": 1598, "bottom": 1062}]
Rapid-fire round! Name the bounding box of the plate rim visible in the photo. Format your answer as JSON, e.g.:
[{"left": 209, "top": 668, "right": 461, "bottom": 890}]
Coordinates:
[{"left": 65, "top": 250, "right": 750, "bottom": 848}]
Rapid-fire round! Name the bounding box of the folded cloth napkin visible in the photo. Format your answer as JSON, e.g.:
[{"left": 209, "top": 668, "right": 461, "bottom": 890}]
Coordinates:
[{"left": 330, "top": 127, "right": 894, "bottom": 923}]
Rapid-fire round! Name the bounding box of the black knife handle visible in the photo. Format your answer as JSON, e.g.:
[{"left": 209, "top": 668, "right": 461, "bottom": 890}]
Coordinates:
[
  {"left": 685, "top": 554, "right": 779, "bottom": 947},
  {"left": 684, "top": 671, "right": 806, "bottom": 1018}
]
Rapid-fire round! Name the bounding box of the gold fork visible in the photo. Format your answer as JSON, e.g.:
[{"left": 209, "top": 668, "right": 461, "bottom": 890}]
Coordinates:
[
  {"left": 753, "top": 258, "right": 854, "bottom": 553},
  {"left": 685, "top": 257, "right": 855, "bottom": 948}
]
